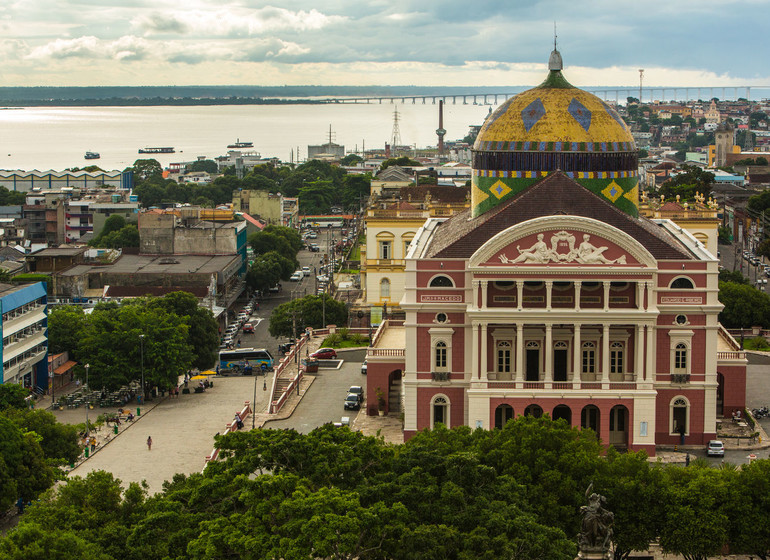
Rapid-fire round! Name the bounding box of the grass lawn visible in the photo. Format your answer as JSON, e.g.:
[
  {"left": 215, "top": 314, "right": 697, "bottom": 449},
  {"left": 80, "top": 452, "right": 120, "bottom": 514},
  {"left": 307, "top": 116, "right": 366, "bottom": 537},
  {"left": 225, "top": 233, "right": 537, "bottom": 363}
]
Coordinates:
[{"left": 321, "top": 337, "right": 370, "bottom": 348}]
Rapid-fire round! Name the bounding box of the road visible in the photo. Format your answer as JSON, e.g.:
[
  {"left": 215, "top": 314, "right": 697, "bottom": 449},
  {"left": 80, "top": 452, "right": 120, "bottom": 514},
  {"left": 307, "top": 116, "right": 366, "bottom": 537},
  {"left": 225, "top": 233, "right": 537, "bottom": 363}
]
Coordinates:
[{"left": 267, "top": 349, "right": 368, "bottom": 433}]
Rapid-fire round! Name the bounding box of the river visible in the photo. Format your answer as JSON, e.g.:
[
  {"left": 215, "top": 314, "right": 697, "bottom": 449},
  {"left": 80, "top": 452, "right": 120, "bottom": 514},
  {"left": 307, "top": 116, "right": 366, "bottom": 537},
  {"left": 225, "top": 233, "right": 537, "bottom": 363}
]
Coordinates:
[{"left": 0, "top": 103, "right": 492, "bottom": 172}]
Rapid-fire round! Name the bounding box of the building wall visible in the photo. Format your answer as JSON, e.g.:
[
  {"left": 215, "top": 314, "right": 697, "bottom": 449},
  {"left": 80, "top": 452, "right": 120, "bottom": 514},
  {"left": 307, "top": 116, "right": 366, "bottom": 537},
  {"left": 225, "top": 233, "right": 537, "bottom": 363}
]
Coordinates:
[
  {"left": 0, "top": 282, "right": 48, "bottom": 391},
  {"left": 139, "top": 214, "right": 176, "bottom": 254}
]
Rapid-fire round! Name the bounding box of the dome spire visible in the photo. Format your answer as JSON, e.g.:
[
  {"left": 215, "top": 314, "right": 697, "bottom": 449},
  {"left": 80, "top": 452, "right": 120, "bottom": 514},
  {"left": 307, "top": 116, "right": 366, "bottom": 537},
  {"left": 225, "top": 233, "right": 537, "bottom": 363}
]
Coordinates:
[{"left": 548, "top": 23, "right": 563, "bottom": 71}]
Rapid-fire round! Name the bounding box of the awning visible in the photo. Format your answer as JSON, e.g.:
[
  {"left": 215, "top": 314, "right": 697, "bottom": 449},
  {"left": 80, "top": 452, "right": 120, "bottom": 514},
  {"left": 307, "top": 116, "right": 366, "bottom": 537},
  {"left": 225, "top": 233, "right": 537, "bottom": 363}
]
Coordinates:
[{"left": 53, "top": 360, "right": 77, "bottom": 375}]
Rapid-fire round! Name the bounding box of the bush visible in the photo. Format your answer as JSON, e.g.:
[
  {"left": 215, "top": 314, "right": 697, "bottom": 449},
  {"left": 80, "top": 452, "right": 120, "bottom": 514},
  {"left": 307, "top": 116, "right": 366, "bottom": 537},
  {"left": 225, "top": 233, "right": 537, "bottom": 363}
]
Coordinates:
[
  {"left": 743, "top": 336, "right": 770, "bottom": 351},
  {"left": 324, "top": 333, "right": 342, "bottom": 347},
  {"left": 338, "top": 327, "right": 349, "bottom": 340}
]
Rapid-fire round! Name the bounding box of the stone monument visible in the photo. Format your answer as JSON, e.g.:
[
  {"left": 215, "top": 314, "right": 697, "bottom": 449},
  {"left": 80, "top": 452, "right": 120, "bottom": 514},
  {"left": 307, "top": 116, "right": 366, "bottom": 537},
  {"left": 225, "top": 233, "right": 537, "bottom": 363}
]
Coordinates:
[{"left": 576, "top": 484, "right": 614, "bottom": 560}]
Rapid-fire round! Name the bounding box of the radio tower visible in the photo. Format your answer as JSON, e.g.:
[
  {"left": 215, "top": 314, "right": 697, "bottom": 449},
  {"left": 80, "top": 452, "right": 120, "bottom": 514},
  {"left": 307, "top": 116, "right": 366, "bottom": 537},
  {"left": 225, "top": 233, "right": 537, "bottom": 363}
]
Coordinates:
[{"left": 391, "top": 107, "right": 402, "bottom": 154}]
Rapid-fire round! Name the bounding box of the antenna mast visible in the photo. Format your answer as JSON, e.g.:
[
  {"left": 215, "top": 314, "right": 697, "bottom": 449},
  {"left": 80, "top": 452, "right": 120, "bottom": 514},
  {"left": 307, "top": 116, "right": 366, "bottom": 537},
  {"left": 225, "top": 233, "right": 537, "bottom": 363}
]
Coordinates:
[
  {"left": 391, "top": 108, "right": 402, "bottom": 154},
  {"left": 639, "top": 69, "right": 644, "bottom": 103}
]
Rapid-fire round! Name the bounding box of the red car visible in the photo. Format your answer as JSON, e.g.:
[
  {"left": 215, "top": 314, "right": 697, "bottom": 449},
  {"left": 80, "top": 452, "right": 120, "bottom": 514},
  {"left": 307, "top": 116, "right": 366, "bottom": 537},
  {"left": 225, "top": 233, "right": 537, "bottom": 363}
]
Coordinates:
[
  {"left": 242, "top": 323, "right": 254, "bottom": 333},
  {"left": 310, "top": 347, "right": 337, "bottom": 359}
]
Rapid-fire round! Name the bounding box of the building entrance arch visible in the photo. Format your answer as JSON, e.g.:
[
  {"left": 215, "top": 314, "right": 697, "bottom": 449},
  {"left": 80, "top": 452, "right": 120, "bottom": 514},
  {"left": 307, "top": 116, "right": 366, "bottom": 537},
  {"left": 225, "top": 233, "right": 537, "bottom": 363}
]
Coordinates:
[
  {"left": 552, "top": 404, "right": 572, "bottom": 425},
  {"left": 609, "top": 405, "right": 629, "bottom": 448},
  {"left": 495, "top": 404, "right": 514, "bottom": 429}
]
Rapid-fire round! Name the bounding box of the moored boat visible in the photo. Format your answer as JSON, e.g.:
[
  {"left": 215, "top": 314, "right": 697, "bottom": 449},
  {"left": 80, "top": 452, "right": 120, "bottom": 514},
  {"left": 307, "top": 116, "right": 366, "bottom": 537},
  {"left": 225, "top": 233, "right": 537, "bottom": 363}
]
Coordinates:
[
  {"left": 227, "top": 139, "right": 253, "bottom": 149},
  {"left": 84, "top": 151, "right": 100, "bottom": 159},
  {"left": 138, "top": 147, "right": 175, "bottom": 154}
]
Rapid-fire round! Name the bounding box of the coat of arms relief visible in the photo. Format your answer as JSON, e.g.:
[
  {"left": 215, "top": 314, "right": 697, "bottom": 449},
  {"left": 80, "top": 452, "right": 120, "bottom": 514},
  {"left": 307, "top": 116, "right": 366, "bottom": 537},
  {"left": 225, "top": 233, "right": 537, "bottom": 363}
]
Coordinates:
[{"left": 498, "top": 231, "right": 627, "bottom": 265}]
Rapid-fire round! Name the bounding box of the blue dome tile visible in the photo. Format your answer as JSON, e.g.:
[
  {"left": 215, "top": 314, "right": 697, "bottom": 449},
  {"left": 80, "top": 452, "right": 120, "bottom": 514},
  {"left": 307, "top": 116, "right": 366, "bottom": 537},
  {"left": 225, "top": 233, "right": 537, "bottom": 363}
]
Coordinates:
[
  {"left": 568, "top": 97, "right": 592, "bottom": 131},
  {"left": 521, "top": 98, "right": 546, "bottom": 132}
]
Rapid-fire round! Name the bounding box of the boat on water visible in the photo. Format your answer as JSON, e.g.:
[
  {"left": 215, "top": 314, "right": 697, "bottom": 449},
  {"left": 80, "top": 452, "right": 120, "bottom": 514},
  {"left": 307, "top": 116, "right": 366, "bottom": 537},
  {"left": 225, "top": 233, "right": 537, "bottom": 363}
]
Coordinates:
[
  {"left": 138, "top": 147, "right": 175, "bottom": 154},
  {"left": 227, "top": 139, "right": 253, "bottom": 149},
  {"left": 84, "top": 151, "right": 100, "bottom": 159}
]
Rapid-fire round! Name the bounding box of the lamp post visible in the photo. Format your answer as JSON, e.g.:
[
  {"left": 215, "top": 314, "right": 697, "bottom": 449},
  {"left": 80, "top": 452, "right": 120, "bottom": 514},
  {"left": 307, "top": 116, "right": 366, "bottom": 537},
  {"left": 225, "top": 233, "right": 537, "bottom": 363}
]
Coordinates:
[
  {"left": 139, "top": 334, "right": 145, "bottom": 404},
  {"left": 252, "top": 369, "right": 257, "bottom": 429},
  {"left": 84, "top": 364, "right": 90, "bottom": 435}
]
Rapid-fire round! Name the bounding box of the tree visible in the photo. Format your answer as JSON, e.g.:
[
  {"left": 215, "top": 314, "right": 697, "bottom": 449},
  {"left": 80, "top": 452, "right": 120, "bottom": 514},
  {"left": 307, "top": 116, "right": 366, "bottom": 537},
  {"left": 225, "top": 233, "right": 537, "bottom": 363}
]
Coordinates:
[
  {"left": 249, "top": 231, "right": 294, "bottom": 258},
  {"left": 246, "top": 259, "right": 282, "bottom": 294},
  {"left": 47, "top": 305, "right": 87, "bottom": 355},
  {"left": 726, "top": 459, "right": 770, "bottom": 560},
  {"left": 718, "top": 281, "right": 770, "bottom": 328},
  {"left": 718, "top": 269, "right": 748, "bottom": 285},
  {"left": 262, "top": 225, "right": 303, "bottom": 254},
  {"left": 93, "top": 224, "right": 139, "bottom": 249},
  {"left": 2, "top": 408, "right": 81, "bottom": 465},
  {"left": 340, "top": 154, "right": 363, "bottom": 166},
  {"left": 659, "top": 466, "right": 730, "bottom": 560},
  {"left": 130, "top": 159, "right": 163, "bottom": 181},
  {"left": 188, "top": 159, "right": 218, "bottom": 174},
  {"left": 0, "top": 186, "right": 26, "bottom": 206},
  {"left": 92, "top": 214, "right": 126, "bottom": 241},
  {"left": 77, "top": 303, "right": 193, "bottom": 391},
  {"left": 150, "top": 291, "right": 219, "bottom": 370},
  {"left": 0, "top": 416, "right": 55, "bottom": 511},
  {"left": 269, "top": 294, "right": 348, "bottom": 338},
  {"left": 260, "top": 251, "right": 297, "bottom": 280},
  {"left": 380, "top": 156, "right": 419, "bottom": 170},
  {"left": 659, "top": 165, "right": 715, "bottom": 201},
  {"left": 0, "top": 384, "right": 29, "bottom": 411},
  {"left": 298, "top": 180, "right": 335, "bottom": 214}
]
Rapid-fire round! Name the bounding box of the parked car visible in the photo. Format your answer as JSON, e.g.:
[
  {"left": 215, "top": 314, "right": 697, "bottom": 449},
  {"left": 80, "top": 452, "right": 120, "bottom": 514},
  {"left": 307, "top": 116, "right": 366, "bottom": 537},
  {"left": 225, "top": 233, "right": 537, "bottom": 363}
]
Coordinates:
[
  {"left": 302, "top": 266, "right": 311, "bottom": 276},
  {"left": 361, "top": 360, "right": 367, "bottom": 374},
  {"left": 309, "top": 244, "right": 320, "bottom": 252},
  {"left": 707, "top": 440, "right": 725, "bottom": 457},
  {"left": 344, "top": 393, "right": 361, "bottom": 410},
  {"left": 290, "top": 271, "right": 303, "bottom": 281},
  {"left": 242, "top": 323, "right": 254, "bottom": 333},
  {"left": 311, "top": 347, "right": 337, "bottom": 359},
  {"left": 347, "top": 386, "right": 364, "bottom": 403}
]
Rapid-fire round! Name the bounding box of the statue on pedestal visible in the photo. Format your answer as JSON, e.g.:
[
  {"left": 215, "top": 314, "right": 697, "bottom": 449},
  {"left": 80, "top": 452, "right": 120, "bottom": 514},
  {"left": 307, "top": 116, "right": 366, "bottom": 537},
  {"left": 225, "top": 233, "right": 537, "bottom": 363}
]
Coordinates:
[{"left": 577, "top": 484, "right": 614, "bottom": 558}]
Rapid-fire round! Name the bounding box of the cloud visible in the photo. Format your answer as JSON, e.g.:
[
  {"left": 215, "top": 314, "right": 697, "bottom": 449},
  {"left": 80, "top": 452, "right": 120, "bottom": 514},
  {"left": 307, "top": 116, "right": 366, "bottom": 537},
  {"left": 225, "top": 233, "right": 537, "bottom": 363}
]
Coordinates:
[
  {"left": 131, "top": 6, "right": 346, "bottom": 38},
  {"left": 26, "top": 35, "right": 153, "bottom": 62}
]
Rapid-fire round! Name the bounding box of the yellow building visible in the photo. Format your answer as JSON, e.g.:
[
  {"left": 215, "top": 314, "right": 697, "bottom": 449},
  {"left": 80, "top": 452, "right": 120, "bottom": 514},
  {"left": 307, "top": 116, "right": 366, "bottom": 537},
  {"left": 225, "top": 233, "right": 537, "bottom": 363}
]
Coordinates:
[{"left": 232, "top": 190, "right": 283, "bottom": 225}]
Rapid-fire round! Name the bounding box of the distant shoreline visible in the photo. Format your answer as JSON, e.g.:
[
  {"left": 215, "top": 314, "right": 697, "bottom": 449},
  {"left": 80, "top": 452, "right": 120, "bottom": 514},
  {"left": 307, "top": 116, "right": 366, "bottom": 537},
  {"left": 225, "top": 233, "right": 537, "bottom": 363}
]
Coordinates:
[{"left": 0, "top": 98, "right": 330, "bottom": 107}]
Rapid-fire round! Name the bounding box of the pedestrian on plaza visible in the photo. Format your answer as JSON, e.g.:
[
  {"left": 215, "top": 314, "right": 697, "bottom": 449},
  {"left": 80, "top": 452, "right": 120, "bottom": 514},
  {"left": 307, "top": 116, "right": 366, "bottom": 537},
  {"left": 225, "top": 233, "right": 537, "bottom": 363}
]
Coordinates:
[
  {"left": 147, "top": 436, "right": 152, "bottom": 451},
  {"left": 685, "top": 453, "right": 690, "bottom": 467},
  {"left": 90, "top": 436, "right": 96, "bottom": 453},
  {"left": 175, "top": 386, "right": 179, "bottom": 398}
]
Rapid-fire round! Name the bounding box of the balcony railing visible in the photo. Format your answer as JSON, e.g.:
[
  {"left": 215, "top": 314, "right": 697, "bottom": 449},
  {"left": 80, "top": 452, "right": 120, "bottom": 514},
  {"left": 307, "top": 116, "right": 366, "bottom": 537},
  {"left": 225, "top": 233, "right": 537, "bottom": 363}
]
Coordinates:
[
  {"left": 368, "top": 348, "right": 405, "bottom": 357},
  {"left": 432, "top": 371, "right": 451, "bottom": 382},
  {"left": 671, "top": 373, "right": 690, "bottom": 384}
]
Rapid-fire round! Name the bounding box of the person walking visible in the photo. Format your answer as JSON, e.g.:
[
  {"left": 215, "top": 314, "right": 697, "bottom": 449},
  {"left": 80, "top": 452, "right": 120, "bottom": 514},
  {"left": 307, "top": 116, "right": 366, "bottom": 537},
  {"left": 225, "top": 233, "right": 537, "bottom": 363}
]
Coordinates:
[{"left": 147, "top": 436, "right": 152, "bottom": 451}]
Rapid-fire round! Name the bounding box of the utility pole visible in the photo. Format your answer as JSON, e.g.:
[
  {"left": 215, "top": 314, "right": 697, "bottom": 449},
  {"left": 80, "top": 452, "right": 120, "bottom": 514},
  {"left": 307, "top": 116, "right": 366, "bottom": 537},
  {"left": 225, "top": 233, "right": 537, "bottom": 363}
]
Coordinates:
[
  {"left": 84, "top": 364, "right": 90, "bottom": 435},
  {"left": 638, "top": 69, "right": 644, "bottom": 103}
]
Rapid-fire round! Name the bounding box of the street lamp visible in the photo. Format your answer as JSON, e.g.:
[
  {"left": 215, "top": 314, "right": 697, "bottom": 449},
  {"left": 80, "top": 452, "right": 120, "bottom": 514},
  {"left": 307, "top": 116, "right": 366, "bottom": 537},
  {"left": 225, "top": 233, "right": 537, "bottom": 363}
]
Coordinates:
[
  {"left": 139, "top": 334, "right": 145, "bottom": 404},
  {"left": 84, "top": 364, "right": 90, "bottom": 435}
]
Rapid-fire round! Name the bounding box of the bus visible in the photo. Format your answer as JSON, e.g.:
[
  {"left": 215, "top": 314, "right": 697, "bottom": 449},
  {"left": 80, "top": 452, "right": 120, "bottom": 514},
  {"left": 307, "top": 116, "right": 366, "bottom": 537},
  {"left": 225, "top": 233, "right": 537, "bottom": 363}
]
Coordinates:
[{"left": 219, "top": 348, "right": 274, "bottom": 373}]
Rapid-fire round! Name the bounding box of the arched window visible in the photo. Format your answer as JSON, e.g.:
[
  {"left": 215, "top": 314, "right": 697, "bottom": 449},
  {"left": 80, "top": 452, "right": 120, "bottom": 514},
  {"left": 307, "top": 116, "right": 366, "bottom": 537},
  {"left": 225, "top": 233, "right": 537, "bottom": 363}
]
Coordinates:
[
  {"left": 432, "top": 395, "right": 449, "bottom": 428},
  {"left": 429, "top": 275, "right": 454, "bottom": 287},
  {"left": 670, "top": 277, "right": 694, "bottom": 289},
  {"left": 376, "top": 232, "right": 394, "bottom": 260},
  {"left": 582, "top": 342, "right": 596, "bottom": 375},
  {"left": 497, "top": 341, "right": 512, "bottom": 373},
  {"left": 494, "top": 404, "right": 514, "bottom": 429},
  {"left": 674, "top": 343, "right": 688, "bottom": 372},
  {"left": 581, "top": 405, "right": 600, "bottom": 433},
  {"left": 380, "top": 278, "right": 391, "bottom": 300},
  {"left": 435, "top": 341, "right": 448, "bottom": 370},
  {"left": 610, "top": 342, "right": 624, "bottom": 375},
  {"left": 671, "top": 396, "right": 689, "bottom": 435},
  {"left": 524, "top": 404, "right": 543, "bottom": 418}
]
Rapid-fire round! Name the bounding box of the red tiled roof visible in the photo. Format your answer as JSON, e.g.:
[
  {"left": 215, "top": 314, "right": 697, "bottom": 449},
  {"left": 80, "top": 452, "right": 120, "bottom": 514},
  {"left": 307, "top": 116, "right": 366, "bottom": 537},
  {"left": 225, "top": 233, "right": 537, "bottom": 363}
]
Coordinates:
[
  {"left": 240, "top": 213, "right": 265, "bottom": 229},
  {"left": 53, "top": 360, "right": 77, "bottom": 375},
  {"left": 425, "top": 171, "right": 693, "bottom": 260}
]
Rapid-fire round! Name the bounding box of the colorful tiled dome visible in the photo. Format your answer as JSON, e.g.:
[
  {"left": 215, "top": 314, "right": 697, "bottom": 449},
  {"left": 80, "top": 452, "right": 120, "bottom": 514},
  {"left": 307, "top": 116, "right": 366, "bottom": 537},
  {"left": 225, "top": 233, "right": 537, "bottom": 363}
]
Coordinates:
[{"left": 471, "top": 50, "right": 638, "bottom": 217}]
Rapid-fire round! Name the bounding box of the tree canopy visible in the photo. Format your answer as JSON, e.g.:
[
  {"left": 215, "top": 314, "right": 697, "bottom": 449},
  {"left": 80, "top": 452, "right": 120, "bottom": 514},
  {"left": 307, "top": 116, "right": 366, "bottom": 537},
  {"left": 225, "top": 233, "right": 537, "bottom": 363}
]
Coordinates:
[{"left": 268, "top": 294, "right": 348, "bottom": 338}]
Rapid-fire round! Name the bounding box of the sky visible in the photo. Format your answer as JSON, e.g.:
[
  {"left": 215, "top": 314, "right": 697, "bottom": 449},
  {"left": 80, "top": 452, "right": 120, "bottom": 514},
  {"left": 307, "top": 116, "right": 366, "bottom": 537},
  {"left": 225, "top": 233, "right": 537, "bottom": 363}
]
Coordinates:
[{"left": 1, "top": 0, "right": 769, "bottom": 88}]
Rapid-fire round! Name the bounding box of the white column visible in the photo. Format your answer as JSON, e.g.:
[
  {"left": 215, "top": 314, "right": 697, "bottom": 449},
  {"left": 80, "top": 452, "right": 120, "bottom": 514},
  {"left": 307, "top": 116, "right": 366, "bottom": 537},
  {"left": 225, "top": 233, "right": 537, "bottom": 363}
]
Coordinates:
[
  {"left": 472, "top": 280, "right": 481, "bottom": 309},
  {"left": 481, "top": 280, "right": 489, "bottom": 310},
  {"left": 573, "top": 323, "right": 581, "bottom": 382},
  {"left": 646, "top": 281, "right": 656, "bottom": 312},
  {"left": 635, "top": 324, "right": 644, "bottom": 381},
  {"left": 480, "top": 323, "right": 488, "bottom": 381},
  {"left": 574, "top": 281, "right": 582, "bottom": 311},
  {"left": 471, "top": 322, "right": 480, "bottom": 380},
  {"left": 602, "top": 324, "right": 610, "bottom": 383},
  {"left": 545, "top": 280, "right": 553, "bottom": 311},
  {"left": 603, "top": 281, "right": 611, "bottom": 312},
  {"left": 645, "top": 324, "right": 655, "bottom": 382},
  {"left": 517, "top": 281, "right": 524, "bottom": 311},
  {"left": 544, "top": 324, "right": 553, "bottom": 384},
  {"left": 516, "top": 323, "right": 524, "bottom": 382},
  {"left": 636, "top": 281, "right": 645, "bottom": 311}
]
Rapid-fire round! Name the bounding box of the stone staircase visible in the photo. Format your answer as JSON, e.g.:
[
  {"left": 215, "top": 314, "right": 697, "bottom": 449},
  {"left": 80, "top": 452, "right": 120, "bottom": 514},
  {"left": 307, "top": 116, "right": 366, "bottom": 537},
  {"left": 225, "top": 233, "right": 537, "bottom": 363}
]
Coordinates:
[{"left": 388, "top": 377, "right": 402, "bottom": 413}]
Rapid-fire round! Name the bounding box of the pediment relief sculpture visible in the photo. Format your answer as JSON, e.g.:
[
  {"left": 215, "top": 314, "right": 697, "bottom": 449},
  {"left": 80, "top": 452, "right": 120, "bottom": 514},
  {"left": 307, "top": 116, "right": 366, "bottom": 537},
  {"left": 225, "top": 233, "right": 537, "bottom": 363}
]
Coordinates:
[{"left": 498, "top": 231, "right": 627, "bottom": 265}]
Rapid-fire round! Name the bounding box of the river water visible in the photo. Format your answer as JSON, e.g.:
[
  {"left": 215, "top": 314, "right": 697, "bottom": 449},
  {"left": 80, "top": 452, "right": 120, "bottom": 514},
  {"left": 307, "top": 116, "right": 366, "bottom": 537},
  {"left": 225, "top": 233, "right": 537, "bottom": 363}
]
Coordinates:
[{"left": 0, "top": 103, "right": 492, "bottom": 172}]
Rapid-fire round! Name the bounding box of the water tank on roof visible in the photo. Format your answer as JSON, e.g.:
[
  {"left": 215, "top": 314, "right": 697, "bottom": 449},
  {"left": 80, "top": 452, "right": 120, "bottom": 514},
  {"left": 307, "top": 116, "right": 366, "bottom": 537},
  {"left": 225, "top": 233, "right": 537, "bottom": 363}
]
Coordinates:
[{"left": 112, "top": 194, "right": 121, "bottom": 203}]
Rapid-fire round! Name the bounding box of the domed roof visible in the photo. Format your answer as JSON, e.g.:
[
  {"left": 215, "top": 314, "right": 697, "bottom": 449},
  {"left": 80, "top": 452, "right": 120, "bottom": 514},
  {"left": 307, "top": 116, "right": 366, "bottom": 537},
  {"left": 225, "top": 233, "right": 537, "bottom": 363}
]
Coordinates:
[
  {"left": 469, "top": 49, "right": 639, "bottom": 219},
  {"left": 475, "top": 62, "right": 634, "bottom": 151}
]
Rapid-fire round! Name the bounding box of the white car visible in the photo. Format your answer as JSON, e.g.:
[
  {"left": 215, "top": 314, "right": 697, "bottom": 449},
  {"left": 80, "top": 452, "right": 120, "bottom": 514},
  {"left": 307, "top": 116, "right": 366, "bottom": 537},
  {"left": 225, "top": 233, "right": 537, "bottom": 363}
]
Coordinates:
[
  {"left": 302, "top": 266, "right": 311, "bottom": 276},
  {"left": 707, "top": 440, "right": 725, "bottom": 457},
  {"left": 290, "top": 271, "right": 303, "bottom": 281}
]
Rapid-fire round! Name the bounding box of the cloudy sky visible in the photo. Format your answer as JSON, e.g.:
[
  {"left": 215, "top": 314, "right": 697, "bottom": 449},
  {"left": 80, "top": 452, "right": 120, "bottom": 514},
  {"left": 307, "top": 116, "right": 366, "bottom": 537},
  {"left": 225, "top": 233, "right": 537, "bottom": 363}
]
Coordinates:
[{"left": 1, "top": 0, "right": 768, "bottom": 88}]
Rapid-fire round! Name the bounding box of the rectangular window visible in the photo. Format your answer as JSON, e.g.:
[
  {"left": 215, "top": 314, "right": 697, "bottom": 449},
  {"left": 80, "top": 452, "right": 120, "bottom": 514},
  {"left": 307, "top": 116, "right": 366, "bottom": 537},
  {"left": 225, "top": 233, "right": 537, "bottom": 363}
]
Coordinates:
[
  {"left": 675, "top": 348, "right": 687, "bottom": 370},
  {"left": 610, "top": 350, "right": 623, "bottom": 374},
  {"left": 435, "top": 345, "right": 447, "bottom": 369},
  {"left": 582, "top": 349, "right": 595, "bottom": 374},
  {"left": 379, "top": 241, "right": 392, "bottom": 260},
  {"left": 497, "top": 349, "right": 511, "bottom": 372}
]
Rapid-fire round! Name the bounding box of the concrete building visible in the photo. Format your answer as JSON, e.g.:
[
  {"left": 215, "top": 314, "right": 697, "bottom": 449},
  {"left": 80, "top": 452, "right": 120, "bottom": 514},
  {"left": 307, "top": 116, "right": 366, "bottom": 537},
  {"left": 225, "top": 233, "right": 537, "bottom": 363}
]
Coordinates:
[
  {"left": 1, "top": 282, "right": 48, "bottom": 391},
  {"left": 232, "top": 190, "right": 284, "bottom": 225},
  {"left": 365, "top": 48, "right": 746, "bottom": 455}
]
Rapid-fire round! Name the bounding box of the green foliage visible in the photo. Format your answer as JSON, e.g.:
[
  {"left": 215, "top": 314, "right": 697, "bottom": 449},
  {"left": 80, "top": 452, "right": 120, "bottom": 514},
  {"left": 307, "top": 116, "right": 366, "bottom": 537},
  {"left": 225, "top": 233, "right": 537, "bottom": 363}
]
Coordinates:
[
  {"left": 78, "top": 301, "right": 194, "bottom": 391},
  {"left": 380, "top": 156, "right": 420, "bottom": 170},
  {"left": 757, "top": 238, "right": 770, "bottom": 260},
  {"left": 2, "top": 408, "right": 81, "bottom": 465},
  {"left": 47, "top": 305, "right": 87, "bottom": 355},
  {"left": 747, "top": 189, "right": 770, "bottom": 213},
  {"left": 92, "top": 224, "right": 139, "bottom": 249},
  {"left": 263, "top": 224, "right": 302, "bottom": 254},
  {"left": 0, "top": 415, "right": 56, "bottom": 511},
  {"left": 743, "top": 336, "right": 770, "bottom": 351},
  {"left": 0, "top": 384, "right": 30, "bottom": 411},
  {"left": 717, "top": 225, "right": 732, "bottom": 244},
  {"left": 268, "top": 294, "right": 348, "bottom": 338},
  {"left": 659, "top": 165, "right": 715, "bottom": 201},
  {"left": 0, "top": 186, "right": 26, "bottom": 205},
  {"left": 249, "top": 231, "right": 293, "bottom": 257},
  {"left": 734, "top": 156, "right": 768, "bottom": 166},
  {"left": 718, "top": 269, "right": 748, "bottom": 284},
  {"left": 9, "top": 273, "right": 49, "bottom": 284},
  {"left": 131, "top": 159, "right": 163, "bottom": 181},
  {"left": 718, "top": 280, "right": 770, "bottom": 328},
  {"left": 187, "top": 159, "right": 218, "bottom": 174},
  {"left": 340, "top": 153, "right": 363, "bottom": 166}
]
